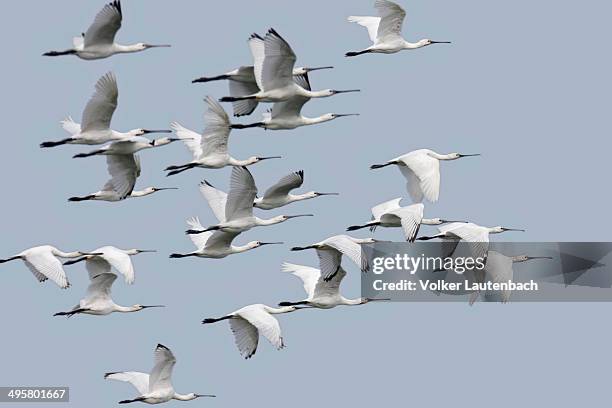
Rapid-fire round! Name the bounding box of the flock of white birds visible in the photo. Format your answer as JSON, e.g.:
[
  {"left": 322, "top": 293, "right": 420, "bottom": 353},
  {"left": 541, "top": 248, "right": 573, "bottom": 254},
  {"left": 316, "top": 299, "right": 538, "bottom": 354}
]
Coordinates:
[{"left": 0, "top": 0, "right": 550, "bottom": 405}]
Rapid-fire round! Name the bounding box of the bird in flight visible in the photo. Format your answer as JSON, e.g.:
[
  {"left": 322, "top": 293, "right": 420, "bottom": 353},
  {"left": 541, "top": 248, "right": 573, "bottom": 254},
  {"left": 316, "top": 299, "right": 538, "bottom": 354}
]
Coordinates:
[{"left": 43, "top": 0, "right": 170, "bottom": 60}]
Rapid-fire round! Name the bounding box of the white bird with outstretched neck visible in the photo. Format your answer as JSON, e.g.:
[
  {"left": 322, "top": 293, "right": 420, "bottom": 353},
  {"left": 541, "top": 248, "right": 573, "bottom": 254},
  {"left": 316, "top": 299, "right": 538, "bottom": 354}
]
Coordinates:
[
  {"left": 219, "top": 29, "right": 360, "bottom": 104},
  {"left": 346, "top": 0, "right": 450, "bottom": 57},
  {"left": 105, "top": 344, "right": 215, "bottom": 404},
  {"left": 165, "top": 96, "right": 281, "bottom": 176},
  {"left": 291, "top": 235, "right": 376, "bottom": 281},
  {"left": 186, "top": 167, "right": 313, "bottom": 235},
  {"left": 347, "top": 199, "right": 465, "bottom": 242},
  {"left": 43, "top": 1, "right": 170, "bottom": 60},
  {"left": 40, "top": 72, "right": 171, "bottom": 148},
  {"left": 278, "top": 262, "right": 390, "bottom": 308},
  {"left": 417, "top": 222, "right": 525, "bottom": 261},
  {"left": 0, "top": 245, "right": 101, "bottom": 289},
  {"left": 202, "top": 304, "right": 303, "bottom": 359},
  {"left": 193, "top": 35, "right": 333, "bottom": 117},
  {"left": 370, "top": 149, "right": 480, "bottom": 203},
  {"left": 53, "top": 272, "right": 163, "bottom": 317},
  {"left": 170, "top": 217, "right": 282, "bottom": 259},
  {"left": 70, "top": 154, "right": 176, "bottom": 202},
  {"left": 62, "top": 246, "right": 156, "bottom": 284},
  {"left": 72, "top": 135, "right": 180, "bottom": 158}
]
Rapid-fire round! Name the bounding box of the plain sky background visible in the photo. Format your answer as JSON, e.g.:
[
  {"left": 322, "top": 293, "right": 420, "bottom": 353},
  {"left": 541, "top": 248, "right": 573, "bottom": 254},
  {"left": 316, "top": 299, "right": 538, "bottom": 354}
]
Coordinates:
[{"left": 1, "top": 0, "right": 611, "bottom": 406}]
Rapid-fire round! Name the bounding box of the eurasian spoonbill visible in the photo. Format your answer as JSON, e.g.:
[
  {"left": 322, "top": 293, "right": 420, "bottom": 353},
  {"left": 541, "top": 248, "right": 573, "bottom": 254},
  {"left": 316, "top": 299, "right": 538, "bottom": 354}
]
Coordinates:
[
  {"left": 73, "top": 136, "right": 179, "bottom": 158},
  {"left": 219, "top": 29, "right": 359, "bottom": 104},
  {"left": 165, "top": 97, "right": 280, "bottom": 176},
  {"left": 202, "top": 304, "right": 303, "bottom": 359},
  {"left": 370, "top": 149, "right": 480, "bottom": 203},
  {"left": 170, "top": 217, "right": 282, "bottom": 259},
  {"left": 291, "top": 235, "right": 375, "bottom": 281},
  {"left": 40, "top": 72, "right": 170, "bottom": 148},
  {"left": 254, "top": 170, "right": 338, "bottom": 209},
  {"left": 346, "top": 0, "right": 450, "bottom": 57},
  {"left": 278, "top": 262, "right": 389, "bottom": 308},
  {"left": 105, "top": 344, "right": 215, "bottom": 404},
  {"left": 186, "top": 167, "right": 313, "bottom": 235},
  {"left": 43, "top": 1, "right": 170, "bottom": 60},
  {"left": 0, "top": 246, "right": 101, "bottom": 289}
]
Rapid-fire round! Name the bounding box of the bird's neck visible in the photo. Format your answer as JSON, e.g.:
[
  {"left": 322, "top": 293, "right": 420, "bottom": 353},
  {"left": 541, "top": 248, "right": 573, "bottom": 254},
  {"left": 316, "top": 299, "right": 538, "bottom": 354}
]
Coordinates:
[
  {"left": 341, "top": 297, "right": 363, "bottom": 306},
  {"left": 54, "top": 251, "right": 83, "bottom": 259},
  {"left": 130, "top": 190, "right": 154, "bottom": 198},
  {"left": 288, "top": 193, "right": 311, "bottom": 203},
  {"left": 173, "top": 393, "right": 196, "bottom": 401},
  {"left": 116, "top": 305, "right": 139, "bottom": 313},
  {"left": 421, "top": 218, "right": 439, "bottom": 225},
  {"left": 257, "top": 217, "right": 283, "bottom": 226},
  {"left": 429, "top": 152, "right": 454, "bottom": 160},
  {"left": 229, "top": 157, "right": 253, "bottom": 166},
  {"left": 233, "top": 244, "right": 255, "bottom": 254},
  {"left": 304, "top": 89, "right": 331, "bottom": 98},
  {"left": 114, "top": 43, "right": 141, "bottom": 54},
  {"left": 304, "top": 115, "right": 333, "bottom": 125},
  {"left": 264, "top": 305, "right": 295, "bottom": 314},
  {"left": 404, "top": 40, "right": 427, "bottom": 49}
]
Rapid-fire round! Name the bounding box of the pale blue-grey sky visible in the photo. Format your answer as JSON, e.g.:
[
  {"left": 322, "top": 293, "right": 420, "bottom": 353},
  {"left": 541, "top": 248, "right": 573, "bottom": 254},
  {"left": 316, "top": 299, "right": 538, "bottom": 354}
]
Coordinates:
[{"left": 1, "top": 0, "right": 611, "bottom": 407}]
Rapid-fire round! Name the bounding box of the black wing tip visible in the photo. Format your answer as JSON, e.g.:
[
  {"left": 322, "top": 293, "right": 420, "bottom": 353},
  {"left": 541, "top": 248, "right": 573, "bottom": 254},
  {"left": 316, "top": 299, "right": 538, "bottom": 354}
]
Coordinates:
[
  {"left": 156, "top": 343, "right": 169, "bottom": 351},
  {"left": 249, "top": 33, "right": 264, "bottom": 40},
  {"left": 111, "top": 0, "right": 122, "bottom": 15},
  {"left": 296, "top": 170, "right": 304, "bottom": 180},
  {"left": 200, "top": 179, "right": 214, "bottom": 188},
  {"left": 104, "top": 371, "right": 119, "bottom": 378}
]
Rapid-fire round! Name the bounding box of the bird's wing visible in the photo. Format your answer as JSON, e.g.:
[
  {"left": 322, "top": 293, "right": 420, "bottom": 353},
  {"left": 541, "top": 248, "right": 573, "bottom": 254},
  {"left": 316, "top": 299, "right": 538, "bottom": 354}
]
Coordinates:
[
  {"left": 281, "top": 262, "right": 320, "bottom": 298},
  {"left": 325, "top": 235, "right": 366, "bottom": 272},
  {"left": 446, "top": 224, "right": 490, "bottom": 261},
  {"left": 483, "top": 252, "right": 513, "bottom": 303},
  {"left": 84, "top": 273, "right": 116, "bottom": 303},
  {"left": 229, "top": 80, "right": 260, "bottom": 117},
  {"left": 292, "top": 73, "right": 311, "bottom": 91},
  {"left": 205, "top": 230, "right": 239, "bottom": 250},
  {"left": 375, "top": 0, "right": 406, "bottom": 41},
  {"left": 105, "top": 154, "right": 138, "bottom": 199},
  {"left": 371, "top": 197, "right": 403, "bottom": 220},
  {"left": 198, "top": 181, "right": 227, "bottom": 223},
  {"left": 248, "top": 34, "right": 265, "bottom": 90},
  {"left": 262, "top": 171, "right": 304, "bottom": 199},
  {"left": 170, "top": 122, "right": 202, "bottom": 160},
  {"left": 101, "top": 248, "right": 135, "bottom": 284},
  {"left": 105, "top": 372, "right": 150, "bottom": 396},
  {"left": 23, "top": 251, "right": 69, "bottom": 288},
  {"left": 224, "top": 167, "right": 257, "bottom": 221},
  {"left": 84, "top": 0, "right": 122, "bottom": 47},
  {"left": 229, "top": 317, "right": 259, "bottom": 359},
  {"left": 201, "top": 96, "right": 231, "bottom": 157},
  {"left": 391, "top": 204, "right": 424, "bottom": 242},
  {"left": 186, "top": 217, "right": 213, "bottom": 249},
  {"left": 314, "top": 266, "right": 346, "bottom": 299},
  {"left": 85, "top": 256, "right": 112, "bottom": 280},
  {"left": 347, "top": 16, "right": 381, "bottom": 43},
  {"left": 81, "top": 72, "right": 118, "bottom": 132},
  {"left": 270, "top": 96, "right": 309, "bottom": 120},
  {"left": 148, "top": 344, "right": 176, "bottom": 392},
  {"left": 397, "top": 166, "right": 424, "bottom": 203},
  {"left": 316, "top": 247, "right": 343, "bottom": 281},
  {"left": 261, "top": 29, "right": 296, "bottom": 91},
  {"left": 236, "top": 306, "right": 284, "bottom": 351},
  {"left": 401, "top": 154, "right": 440, "bottom": 202},
  {"left": 61, "top": 116, "right": 81, "bottom": 135}
]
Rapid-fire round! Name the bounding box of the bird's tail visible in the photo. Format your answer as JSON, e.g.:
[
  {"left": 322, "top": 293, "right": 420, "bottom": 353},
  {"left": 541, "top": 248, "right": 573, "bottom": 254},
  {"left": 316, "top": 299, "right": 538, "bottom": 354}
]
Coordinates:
[
  {"left": 345, "top": 49, "right": 373, "bottom": 57},
  {"left": 219, "top": 95, "right": 256, "bottom": 102},
  {"left": 68, "top": 195, "right": 96, "bottom": 202},
  {"left": 192, "top": 74, "right": 230, "bottom": 83},
  {"left": 278, "top": 301, "right": 309, "bottom": 307},
  {"left": 347, "top": 222, "right": 378, "bottom": 231},
  {"left": 43, "top": 49, "right": 77, "bottom": 57},
  {"left": 0, "top": 256, "right": 21, "bottom": 264},
  {"left": 40, "top": 138, "right": 75, "bottom": 148}
]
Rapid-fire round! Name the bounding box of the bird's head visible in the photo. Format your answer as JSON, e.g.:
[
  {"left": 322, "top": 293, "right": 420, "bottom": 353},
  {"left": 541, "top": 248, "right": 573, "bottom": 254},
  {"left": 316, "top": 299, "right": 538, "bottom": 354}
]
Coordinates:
[
  {"left": 328, "top": 113, "right": 360, "bottom": 121},
  {"left": 249, "top": 155, "right": 282, "bottom": 164},
  {"left": 151, "top": 136, "right": 181, "bottom": 147},
  {"left": 144, "top": 187, "right": 178, "bottom": 195},
  {"left": 129, "top": 128, "right": 171, "bottom": 137},
  {"left": 249, "top": 241, "right": 284, "bottom": 249},
  {"left": 306, "top": 191, "right": 339, "bottom": 199},
  {"left": 513, "top": 255, "right": 553, "bottom": 263},
  {"left": 360, "top": 297, "right": 391, "bottom": 304},
  {"left": 328, "top": 89, "right": 361, "bottom": 96},
  {"left": 132, "top": 304, "right": 165, "bottom": 311},
  {"left": 136, "top": 43, "right": 172, "bottom": 51},
  {"left": 492, "top": 226, "right": 525, "bottom": 234},
  {"left": 420, "top": 39, "right": 452, "bottom": 47},
  {"left": 276, "top": 214, "right": 314, "bottom": 223}
]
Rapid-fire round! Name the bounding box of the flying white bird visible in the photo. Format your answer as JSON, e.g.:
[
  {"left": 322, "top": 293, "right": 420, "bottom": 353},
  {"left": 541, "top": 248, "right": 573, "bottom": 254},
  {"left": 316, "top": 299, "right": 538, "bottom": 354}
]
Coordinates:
[
  {"left": 417, "top": 222, "right": 525, "bottom": 261},
  {"left": 170, "top": 217, "right": 282, "bottom": 259},
  {"left": 62, "top": 246, "right": 156, "bottom": 284},
  {"left": 468, "top": 252, "right": 552, "bottom": 305},
  {"left": 219, "top": 29, "right": 359, "bottom": 104},
  {"left": 69, "top": 154, "right": 163, "bottom": 202},
  {"left": 72, "top": 136, "right": 180, "bottom": 158},
  {"left": 347, "top": 199, "right": 464, "bottom": 242},
  {"left": 370, "top": 149, "right": 480, "bottom": 203},
  {"left": 0, "top": 245, "right": 101, "bottom": 289},
  {"left": 202, "top": 304, "right": 303, "bottom": 359},
  {"left": 105, "top": 344, "right": 215, "bottom": 404},
  {"left": 40, "top": 72, "right": 170, "bottom": 148},
  {"left": 230, "top": 71, "right": 359, "bottom": 130},
  {"left": 186, "top": 167, "right": 313, "bottom": 235},
  {"left": 165, "top": 97, "right": 281, "bottom": 176},
  {"left": 254, "top": 170, "right": 338, "bottom": 209},
  {"left": 193, "top": 42, "right": 333, "bottom": 117},
  {"left": 291, "top": 235, "right": 375, "bottom": 281},
  {"left": 53, "top": 273, "right": 163, "bottom": 317},
  {"left": 346, "top": 0, "right": 450, "bottom": 57},
  {"left": 278, "top": 262, "right": 389, "bottom": 308},
  {"left": 43, "top": 0, "right": 170, "bottom": 60}
]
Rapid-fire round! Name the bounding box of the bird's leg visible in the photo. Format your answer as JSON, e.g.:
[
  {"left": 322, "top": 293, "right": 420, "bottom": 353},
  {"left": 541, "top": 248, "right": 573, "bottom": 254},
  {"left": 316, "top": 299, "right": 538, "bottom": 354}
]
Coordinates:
[
  {"left": 0, "top": 256, "right": 21, "bottom": 264},
  {"left": 219, "top": 95, "right": 256, "bottom": 102},
  {"left": 165, "top": 163, "right": 198, "bottom": 176},
  {"left": 345, "top": 49, "right": 374, "bottom": 57},
  {"left": 42, "top": 49, "right": 77, "bottom": 57},
  {"left": 278, "top": 301, "right": 309, "bottom": 307},
  {"left": 347, "top": 222, "right": 378, "bottom": 231},
  {"left": 202, "top": 315, "right": 232, "bottom": 324},
  {"left": 40, "top": 138, "right": 76, "bottom": 148},
  {"left": 118, "top": 397, "right": 146, "bottom": 404},
  {"left": 192, "top": 74, "right": 230, "bottom": 83},
  {"left": 68, "top": 194, "right": 96, "bottom": 202},
  {"left": 73, "top": 149, "right": 104, "bottom": 158},
  {"left": 53, "top": 308, "right": 90, "bottom": 318},
  {"left": 169, "top": 253, "right": 199, "bottom": 259}
]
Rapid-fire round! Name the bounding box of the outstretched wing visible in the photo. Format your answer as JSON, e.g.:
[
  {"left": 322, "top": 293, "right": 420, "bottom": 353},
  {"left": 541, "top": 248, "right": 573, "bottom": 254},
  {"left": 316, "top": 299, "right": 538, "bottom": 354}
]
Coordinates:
[
  {"left": 281, "top": 262, "right": 320, "bottom": 299},
  {"left": 149, "top": 344, "right": 176, "bottom": 392},
  {"left": 262, "top": 171, "right": 304, "bottom": 200},
  {"left": 105, "top": 154, "right": 138, "bottom": 199},
  {"left": 229, "top": 79, "right": 260, "bottom": 117},
  {"left": 105, "top": 371, "right": 150, "bottom": 395},
  {"left": 100, "top": 247, "right": 135, "bottom": 284},
  {"left": 229, "top": 317, "right": 259, "bottom": 359},
  {"left": 261, "top": 29, "right": 296, "bottom": 91},
  {"left": 324, "top": 235, "right": 367, "bottom": 274},
  {"left": 249, "top": 33, "right": 265, "bottom": 91},
  {"left": 186, "top": 217, "right": 213, "bottom": 249},
  {"left": 201, "top": 96, "right": 231, "bottom": 158},
  {"left": 84, "top": 0, "right": 123, "bottom": 47},
  {"left": 235, "top": 305, "right": 284, "bottom": 354},
  {"left": 375, "top": 0, "right": 406, "bottom": 41},
  {"left": 391, "top": 204, "right": 424, "bottom": 242},
  {"left": 371, "top": 197, "right": 403, "bottom": 220},
  {"left": 171, "top": 122, "right": 202, "bottom": 160},
  {"left": 81, "top": 72, "right": 118, "bottom": 132},
  {"left": 199, "top": 181, "right": 227, "bottom": 223},
  {"left": 400, "top": 153, "right": 440, "bottom": 203},
  {"left": 84, "top": 273, "right": 116, "bottom": 303},
  {"left": 23, "top": 250, "right": 69, "bottom": 289},
  {"left": 347, "top": 16, "right": 381, "bottom": 43},
  {"left": 224, "top": 167, "right": 257, "bottom": 221}
]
